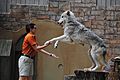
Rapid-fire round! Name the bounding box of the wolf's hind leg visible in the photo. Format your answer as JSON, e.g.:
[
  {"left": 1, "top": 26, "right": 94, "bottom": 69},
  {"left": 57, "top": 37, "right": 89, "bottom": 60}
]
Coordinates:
[
  {"left": 90, "top": 51, "right": 100, "bottom": 71},
  {"left": 101, "top": 51, "right": 111, "bottom": 71},
  {"left": 88, "top": 48, "right": 96, "bottom": 70}
]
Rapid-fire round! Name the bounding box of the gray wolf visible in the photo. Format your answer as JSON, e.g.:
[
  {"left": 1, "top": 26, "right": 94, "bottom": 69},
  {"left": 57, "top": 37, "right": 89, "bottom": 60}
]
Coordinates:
[{"left": 45, "top": 10, "right": 109, "bottom": 71}]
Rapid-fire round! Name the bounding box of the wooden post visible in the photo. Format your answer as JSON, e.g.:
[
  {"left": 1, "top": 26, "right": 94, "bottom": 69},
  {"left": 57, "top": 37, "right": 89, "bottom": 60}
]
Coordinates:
[{"left": 111, "top": 57, "right": 120, "bottom": 80}]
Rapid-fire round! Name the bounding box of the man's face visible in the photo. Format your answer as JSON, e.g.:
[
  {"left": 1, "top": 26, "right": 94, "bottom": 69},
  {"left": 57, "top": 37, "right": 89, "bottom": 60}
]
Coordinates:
[{"left": 31, "top": 25, "right": 37, "bottom": 34}]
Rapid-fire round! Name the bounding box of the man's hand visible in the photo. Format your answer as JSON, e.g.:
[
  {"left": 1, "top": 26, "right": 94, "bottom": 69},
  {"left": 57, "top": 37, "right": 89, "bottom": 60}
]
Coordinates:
[
  {"left": 40, "top": 49, "right": 59, "bottom": 59},
  {"left": 50, "top": 53, "right": 59, "bottom": 59}
]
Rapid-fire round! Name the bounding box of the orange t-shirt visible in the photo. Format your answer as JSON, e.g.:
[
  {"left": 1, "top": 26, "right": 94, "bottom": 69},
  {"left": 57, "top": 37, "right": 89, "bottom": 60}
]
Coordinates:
[{"left": 22, "top": 33, "right": 37, "bottom": 57}]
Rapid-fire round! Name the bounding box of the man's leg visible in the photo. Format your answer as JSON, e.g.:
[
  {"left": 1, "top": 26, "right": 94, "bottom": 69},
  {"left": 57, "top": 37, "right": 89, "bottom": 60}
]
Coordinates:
[{"left": 18, "top": 56, "right": 33, "bottom": 80}]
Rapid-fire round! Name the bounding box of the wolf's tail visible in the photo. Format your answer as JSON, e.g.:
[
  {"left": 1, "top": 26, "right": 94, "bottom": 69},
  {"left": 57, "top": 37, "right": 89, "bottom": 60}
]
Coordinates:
[
  {"left": 103, "top": 49, "right": 107, "bottom": 60},
  {"left": 101, "top": 45, "right": 107, "bottom": 60},
  {"left": 101, "top": 45, "right": 111, "bottom": 71}
]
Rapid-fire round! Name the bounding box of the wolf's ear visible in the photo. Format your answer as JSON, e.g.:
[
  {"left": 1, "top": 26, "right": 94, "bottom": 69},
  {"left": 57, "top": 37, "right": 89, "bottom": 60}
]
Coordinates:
[{"left": 67, "top": 11, "right": 70, "bottom": 16}]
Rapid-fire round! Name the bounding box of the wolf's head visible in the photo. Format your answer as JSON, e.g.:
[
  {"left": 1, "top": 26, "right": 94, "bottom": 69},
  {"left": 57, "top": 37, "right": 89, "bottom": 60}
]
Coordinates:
[{"left": 57, "top": 10, "right": 76, "bottom": 25}]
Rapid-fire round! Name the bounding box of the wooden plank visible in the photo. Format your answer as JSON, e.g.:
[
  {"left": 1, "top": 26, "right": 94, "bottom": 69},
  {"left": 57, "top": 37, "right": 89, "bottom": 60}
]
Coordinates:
[
  {"left": 39, "top": 0, "right": 48, "bottom": 6},
  {"left": 111, "top": 0, "right": 115, "bottom": 6},
  {"left": 97, "top": 0, "right": 102, "bottom": 7},
  {"left": 116, "top": 0, "right": 120, "bottom": 5},
  {"left": 43, "top": 0, "right": 48, "bottom": 5},
  {"left": 10, "top": 0, "right": 48, "bottom": 5},
  {"left": 29, "top": 0, "right": 34, "bottom": 4},
  {"left": 6, "top": 0, "right": 10, "bottom": 12},
  {"left": 34, "top": 0, "right": 39, "bottom": 5},
  {"left": 0, "top": 40, "right": 12, "bottom": 56},
  {"left": 0, "top": 57, "right": 11, "bottom": 80},
  {"left": 0, "top": 0, "right": 7, "bottom": 13},
  {"left": 11, "top": 0, "right": 17, "bottom": 4},
  {"left": 0, "top": 0, "right": 4, "bottom": 12},
  {"left": 106, "top": 0, "right": 111, "bottom": 9},
  {"left": 20, "top": 0, "right": 26, "bottom": 4},
  {"left": 16, "top": 0, "right": 20, "bottom": 4},
  {"left": 101, "top": 0, "right": 106, "bottom": 8},
  {"left": 26, "top": 0, "right": 32, "bottom": 4},
  {"left": 26, "top": 0, "right": 29, "bottom": 4}
]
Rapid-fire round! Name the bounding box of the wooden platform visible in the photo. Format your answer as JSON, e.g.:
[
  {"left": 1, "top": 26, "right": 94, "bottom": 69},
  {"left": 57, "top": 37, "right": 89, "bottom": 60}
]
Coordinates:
[
  {"left": 74, "top": 69, "right": 109, "bottom": 80},
  {"left": 64, "top": 69, "right": 109, "bottom": 80}
]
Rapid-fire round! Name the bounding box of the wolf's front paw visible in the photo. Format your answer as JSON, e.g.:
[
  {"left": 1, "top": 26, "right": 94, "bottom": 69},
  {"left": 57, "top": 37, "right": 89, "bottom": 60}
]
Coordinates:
[
  {"left": 84, "top": 68, "right": 92, "bottom": 71},
  {"left": 54, "top": 41, "right": 59, "bottom": 48},
  {"left": 44, "top": 41, "right": 51, "bottom": 46}
]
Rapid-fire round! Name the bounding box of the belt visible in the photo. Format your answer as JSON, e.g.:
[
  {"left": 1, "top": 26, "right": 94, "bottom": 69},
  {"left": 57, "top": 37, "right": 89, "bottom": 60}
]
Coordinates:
[{"left": 22, "top": 54, "right": 34, "bottom": 59}]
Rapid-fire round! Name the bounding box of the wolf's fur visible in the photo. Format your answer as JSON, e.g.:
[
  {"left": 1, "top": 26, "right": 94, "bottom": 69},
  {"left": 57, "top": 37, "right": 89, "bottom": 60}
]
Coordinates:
[{"left": 45, "top": 10, "right": 109, "bottom": 71}]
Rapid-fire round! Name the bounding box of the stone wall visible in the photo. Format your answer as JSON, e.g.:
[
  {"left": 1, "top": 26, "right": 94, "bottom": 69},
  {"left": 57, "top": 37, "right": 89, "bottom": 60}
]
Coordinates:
[
  {"left": 0, "top": 5, "right": 49, "bottom": 31},
  {"left": 0, "top": 0, "right": 120, "bottom": 56}
]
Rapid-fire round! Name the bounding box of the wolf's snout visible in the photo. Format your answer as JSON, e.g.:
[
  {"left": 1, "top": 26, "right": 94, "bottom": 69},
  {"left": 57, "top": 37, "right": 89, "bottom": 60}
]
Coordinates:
[
  {"left": 57, "top": 21, "right": 60, "bottom": 24},
  {"left": 57, "top": 21, "right": 63, "bottom": 25}
]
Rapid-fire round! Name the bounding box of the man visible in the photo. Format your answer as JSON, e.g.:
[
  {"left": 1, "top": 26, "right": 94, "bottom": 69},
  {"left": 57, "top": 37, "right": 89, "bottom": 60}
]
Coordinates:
[{"left": 18, "top": 23, "right": 58, "bottom": 80}]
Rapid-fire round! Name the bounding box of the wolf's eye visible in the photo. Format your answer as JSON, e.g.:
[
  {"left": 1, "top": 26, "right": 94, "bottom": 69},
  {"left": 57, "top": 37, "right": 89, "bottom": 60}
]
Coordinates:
[{"left": 61, "top": 16, "right": 63, "bottom": 18}]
